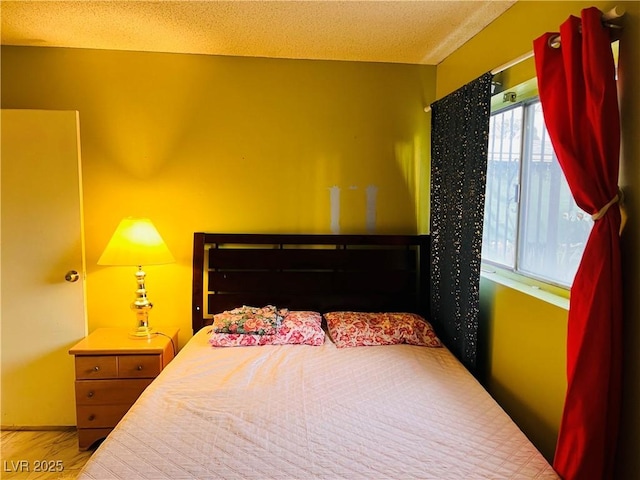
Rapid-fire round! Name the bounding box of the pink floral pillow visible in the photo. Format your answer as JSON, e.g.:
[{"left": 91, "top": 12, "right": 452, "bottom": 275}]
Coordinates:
[
  {"left": 212, "top": 305, "right": 286, "bottom": 335},
  {"left": 209, "top": 311, "right": 325, "bottom": 347},
  {"left": 324, "top": 311, "right": 442, "bottom": 348}
]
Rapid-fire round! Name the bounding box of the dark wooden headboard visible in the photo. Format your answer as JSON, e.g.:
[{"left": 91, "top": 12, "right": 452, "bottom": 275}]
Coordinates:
[{"left": 192, "top": 233, "right": 430, "bottom": 334}]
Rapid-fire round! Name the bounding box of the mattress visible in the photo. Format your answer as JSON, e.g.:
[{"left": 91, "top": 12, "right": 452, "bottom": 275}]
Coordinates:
[{"left": 78, "top": 328, "right": 558, "bottom": 479}]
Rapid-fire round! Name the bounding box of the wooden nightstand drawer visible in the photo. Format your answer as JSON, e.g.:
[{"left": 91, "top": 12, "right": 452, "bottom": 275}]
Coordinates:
[
  {"left": 76, "top": 404, "right": 131, "bottom": 428},
  {"left": 118, "top": 354, "right": 162, "bottom": 378},
  {"left": 75, "top": 356, "right": 118, "bottom": 379},
  {"left": 76, "top": 379, "right": 153, "bottom": 405}
]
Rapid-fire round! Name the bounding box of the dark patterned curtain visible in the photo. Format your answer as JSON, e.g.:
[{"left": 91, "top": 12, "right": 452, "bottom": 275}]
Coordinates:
[{"left": 429, "top": 73, "right": 492, "bottom": 375}]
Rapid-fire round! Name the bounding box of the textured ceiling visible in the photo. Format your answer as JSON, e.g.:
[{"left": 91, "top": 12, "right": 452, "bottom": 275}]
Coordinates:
[{"left": 0, "top": 1, "right": 516, "bottom": 65}]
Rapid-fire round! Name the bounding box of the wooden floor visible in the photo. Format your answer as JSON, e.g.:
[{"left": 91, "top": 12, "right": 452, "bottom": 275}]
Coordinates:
[{"left": 1, "top": 429, "right": 94, "bottom": 479}]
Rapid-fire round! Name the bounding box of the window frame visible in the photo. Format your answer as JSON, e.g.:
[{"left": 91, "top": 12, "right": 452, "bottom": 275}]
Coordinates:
[{"left": 481, "top": 82, "right": 582, "bottom": 294}]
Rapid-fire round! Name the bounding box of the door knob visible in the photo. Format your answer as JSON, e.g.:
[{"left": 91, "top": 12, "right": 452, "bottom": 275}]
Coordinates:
[{"left": 65, "top": 270, "right": 80, "bottom": 282}]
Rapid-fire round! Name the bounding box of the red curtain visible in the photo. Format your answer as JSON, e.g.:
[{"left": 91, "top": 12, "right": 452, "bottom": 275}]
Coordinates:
[{"left": 534, "top": 7, "right": 622, "bottom": 480}]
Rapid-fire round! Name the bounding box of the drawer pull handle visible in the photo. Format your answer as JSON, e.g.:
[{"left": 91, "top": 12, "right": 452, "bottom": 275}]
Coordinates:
[
  {"left": 137, "top": 365, "right": 143, "bottom": 371},
  {"left": 87, "top": 391, "right": 94, "bottom": 398},
  {"left": 93, "top": 366, "right": 100, "bottom": 372},
  {"left": 88, "top": 414, "right": 95, "bottom": 422}
]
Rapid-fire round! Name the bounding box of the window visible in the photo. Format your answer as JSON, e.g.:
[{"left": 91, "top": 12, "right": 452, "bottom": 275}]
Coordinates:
[{"left": 482, "top": 96, "right": 592, "bottom": 287}]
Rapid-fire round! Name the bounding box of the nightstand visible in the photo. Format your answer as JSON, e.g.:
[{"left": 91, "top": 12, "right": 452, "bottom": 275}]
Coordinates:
[{"left": 69, "top": 327, "right": 179, "bottom": 450}]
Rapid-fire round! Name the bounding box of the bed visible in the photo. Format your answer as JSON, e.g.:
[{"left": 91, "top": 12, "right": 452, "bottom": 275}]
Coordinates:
[{"left": 78, "top": 233, "right": 558, "bottom": 479}]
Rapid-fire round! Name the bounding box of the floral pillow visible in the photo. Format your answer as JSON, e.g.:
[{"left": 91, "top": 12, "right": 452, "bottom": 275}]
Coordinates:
[
  {"left": 209, "top": 311, "right": 325, "bottom": 347},
  {"left": 212, "top": 305, "right": 286, "bottom": 335},
  {"left": 324, "top": 311, "right": 442, "bottom": 348}
]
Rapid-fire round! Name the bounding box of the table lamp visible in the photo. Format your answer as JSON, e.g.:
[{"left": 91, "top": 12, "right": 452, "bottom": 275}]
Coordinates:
[{"left": 98, "top": 217, "right": 175, "bottom": 338}]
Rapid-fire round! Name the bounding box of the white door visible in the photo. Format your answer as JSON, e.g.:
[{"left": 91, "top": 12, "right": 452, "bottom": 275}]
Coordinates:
[{"left": 1, "top": 109, "right": 87, "bottom": 426}]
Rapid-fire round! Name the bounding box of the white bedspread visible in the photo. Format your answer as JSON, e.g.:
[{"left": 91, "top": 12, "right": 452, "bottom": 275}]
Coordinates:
[{"left": 78, "top": 328, "right": 558, "bottom": 479}]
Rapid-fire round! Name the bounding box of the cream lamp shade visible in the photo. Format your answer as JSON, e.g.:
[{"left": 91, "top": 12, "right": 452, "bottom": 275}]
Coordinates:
[
  {"left": 98, "top": 217, "right": 174, "bottom": 267},
  {"left": 98, "top": 217, "right": 174, "bottom": 337}
]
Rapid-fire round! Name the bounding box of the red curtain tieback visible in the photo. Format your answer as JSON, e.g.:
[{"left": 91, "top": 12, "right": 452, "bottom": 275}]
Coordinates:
[
  {"left": 591, "top": 191, "right": 619, "bottom": 220},
  {"left": 591, "top": 187, "right": 626, "bottom": 234}
]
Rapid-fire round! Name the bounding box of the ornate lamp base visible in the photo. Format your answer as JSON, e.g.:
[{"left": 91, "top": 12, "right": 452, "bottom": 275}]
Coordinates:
[
  {"left": 130, "top": 324, "right": 156, "bottom": 338},
  {"left": 129, "top": 266, "right": 157, "bottom": 339}
]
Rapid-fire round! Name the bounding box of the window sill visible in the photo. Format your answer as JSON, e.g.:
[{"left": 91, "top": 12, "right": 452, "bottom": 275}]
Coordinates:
[{"left": 480, "top": 268, "right": 570, "bottom": 311}]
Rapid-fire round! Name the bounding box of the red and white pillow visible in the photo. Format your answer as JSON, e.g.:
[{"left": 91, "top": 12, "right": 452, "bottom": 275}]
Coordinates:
[
  {"left": 211, "top": 305, "right": 285, "bottom": 335},
  {"left": 324, "top": 311, "right": 441, "bottom": 348},
  {"left": 209, "top": 310, "right": 325, "bottom": 347}
]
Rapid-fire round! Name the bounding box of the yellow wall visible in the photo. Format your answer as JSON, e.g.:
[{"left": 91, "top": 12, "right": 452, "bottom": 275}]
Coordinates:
[
  {"left": 1, "top": 47, "right": 436, "bottom": 350},
  {"left": 479, "top": 278, "right": 567, "bottom": 461},
  {"left": 438, "top": 0, "right": 640, "bottom": 475}
]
